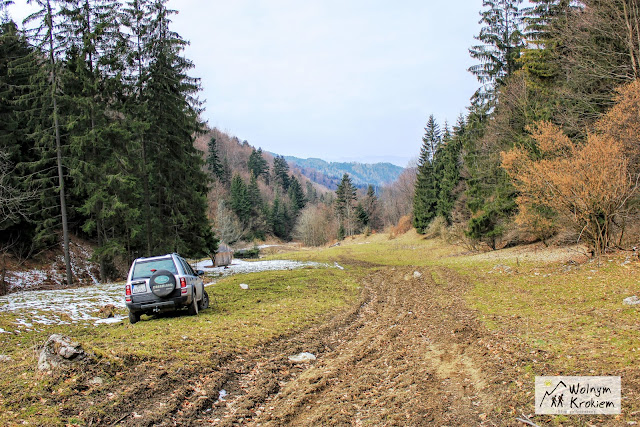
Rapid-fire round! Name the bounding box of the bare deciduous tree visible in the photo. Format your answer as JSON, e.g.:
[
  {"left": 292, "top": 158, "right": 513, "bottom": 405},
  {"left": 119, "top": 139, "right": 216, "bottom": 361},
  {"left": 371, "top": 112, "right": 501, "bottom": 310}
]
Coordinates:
[
  {"left": 213, "top": 200, "right": 247, "bottom": 245},
  {"left": 294, "top": 204, "right": 337, "bottom": 247},
  {"left": 380, "top": 163, "right": 417, "bottom": 227}
]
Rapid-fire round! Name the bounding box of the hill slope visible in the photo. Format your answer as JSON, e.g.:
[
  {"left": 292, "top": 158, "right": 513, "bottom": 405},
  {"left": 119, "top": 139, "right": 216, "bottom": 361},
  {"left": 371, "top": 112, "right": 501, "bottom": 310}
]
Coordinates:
[{"left": 280, "top": 155, "right": 404, "bottom": 189}]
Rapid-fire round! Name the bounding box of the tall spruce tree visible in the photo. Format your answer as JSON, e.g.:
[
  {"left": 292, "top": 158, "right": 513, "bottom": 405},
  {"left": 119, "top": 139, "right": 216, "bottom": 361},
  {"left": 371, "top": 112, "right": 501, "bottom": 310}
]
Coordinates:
[
  {"left": 362, "top": 184, "right": 380, "bottom": 231},
  {"left": 246, "top": 173, "right": 267, "bottom": 239},
  {"left": 122, "top": 0, "right": 215, "bottom": 257},
  {"left": 287, "top": 175, "right": 306, "bottom": 217},
  {"left": 25, "top": 0, "right": 73, "bottom": 285},
  {"left": 270, "top": 194, "right": 290, "bottom": 240},
  {"left": 230, "top": 174, "right": 250, "bottom": 226},
  {"left": 335, "top": 173, "right": 357, "bottom": 238},
  {"left": 122, "top": 0, "right": 154, "bottom": 255},
  {"left": 413, "top": 115, "right": 441, "bottom": 233},
  {"left": 272, "top": 155, "right": 290, "bottom": 191},
  {"left": 247, "top": 147, "right": 268, "bottom": 181},
  {"left": 461, "top": 103, "right": 516, "bottom": 250},
  {"left": 0, "top": 18, "right": 42, "bottom": 255},
  {"left": 434, "top": 120, "right": 463, "bottom": 223},
  {"left": 147, "top": 0, "right": 212, "bottom": 255},
  {"left": 206, "top": 136, "right": 224, "bottom": 180},
  {"left": 469, "top": 0, "right": 524, "bottom": 105},
  {"left": 60, "top": 0, "right": 135, "bottom": 280}
]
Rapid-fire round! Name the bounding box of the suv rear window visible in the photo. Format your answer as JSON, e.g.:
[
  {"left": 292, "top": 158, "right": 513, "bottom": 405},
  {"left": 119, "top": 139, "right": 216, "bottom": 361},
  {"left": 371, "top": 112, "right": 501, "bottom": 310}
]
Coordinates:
[{"left": 132, "top": 258, "right": 178, "bottom": 279}]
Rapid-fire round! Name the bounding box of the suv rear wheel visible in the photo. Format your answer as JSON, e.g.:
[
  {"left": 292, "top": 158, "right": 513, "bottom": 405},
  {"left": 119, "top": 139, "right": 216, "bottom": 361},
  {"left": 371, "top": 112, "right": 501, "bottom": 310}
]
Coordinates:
[
  {"left": 129, "top": 310, "right": 140, "bottom": 324},
  {"left": 188, "top": 294, "right": 199, "bottom": 316}
]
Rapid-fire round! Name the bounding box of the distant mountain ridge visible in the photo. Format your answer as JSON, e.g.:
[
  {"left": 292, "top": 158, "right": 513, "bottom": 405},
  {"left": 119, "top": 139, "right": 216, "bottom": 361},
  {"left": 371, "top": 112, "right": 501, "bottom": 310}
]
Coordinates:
[{"left": 279, "top": 155, "right": 404, "bottom": 190}]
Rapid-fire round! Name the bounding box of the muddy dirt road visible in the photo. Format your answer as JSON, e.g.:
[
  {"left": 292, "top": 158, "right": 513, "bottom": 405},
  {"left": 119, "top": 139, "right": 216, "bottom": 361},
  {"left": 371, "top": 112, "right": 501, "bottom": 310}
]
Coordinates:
[{"left": 104, "top": 264, "right": 550, "bottom": 426}]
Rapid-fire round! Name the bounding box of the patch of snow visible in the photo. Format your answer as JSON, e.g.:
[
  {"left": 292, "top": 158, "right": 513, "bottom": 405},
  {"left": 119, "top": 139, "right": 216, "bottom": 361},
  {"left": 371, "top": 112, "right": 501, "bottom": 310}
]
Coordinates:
[
  {"left": 195, "top": 258, "right": 328, "bottom": 277},
  {"left": 5, "top": 269, "right": 49, "bottom": 291},
  {"left": 257, "top": 244, "right": 279, "bottom": 249},
  {"left": 94, "top": 316, "right": 125, "bottom": 325},
  {"left": 334, "top": 262, "right": 344, "bottom": 270},
  {"left": 239, "top": 283, "right": 249, "bottom": 290},
  {"left": 623, "top": 296, "right": 640, "bottom": 306},
  {"left": 0, "top": 282, "right": 125, "bottom": 329},
  {"left": 288, "top": 352, "right": 317, "bottom": 363},
  {"left": 0, "top": 328, "right": 9, "bottom": 334}
]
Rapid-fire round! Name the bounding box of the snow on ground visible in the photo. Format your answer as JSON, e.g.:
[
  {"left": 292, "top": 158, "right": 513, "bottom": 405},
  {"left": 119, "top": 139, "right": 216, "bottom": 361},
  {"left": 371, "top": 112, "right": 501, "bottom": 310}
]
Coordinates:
[
  {"left": 5, "top": 269, "right": 49, "bottom": 290},
  {"left": 0, "top": 282, "right": 126, "bottom": 331},
  {"left": 0, "top": 259, "right": 331, "bottom": 332},
  {"left": 5, "top": 240, "right": 100, "bottom": 292},
  {"left": 194, "top": 258, "right": 327, "bottom": 277}
]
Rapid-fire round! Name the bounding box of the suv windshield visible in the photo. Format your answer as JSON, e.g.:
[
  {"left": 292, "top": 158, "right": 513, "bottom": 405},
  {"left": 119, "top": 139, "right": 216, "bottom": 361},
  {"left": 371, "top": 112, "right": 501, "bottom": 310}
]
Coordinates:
[{"left": 132, "top": 258, "right": 178, "bottom": 279}]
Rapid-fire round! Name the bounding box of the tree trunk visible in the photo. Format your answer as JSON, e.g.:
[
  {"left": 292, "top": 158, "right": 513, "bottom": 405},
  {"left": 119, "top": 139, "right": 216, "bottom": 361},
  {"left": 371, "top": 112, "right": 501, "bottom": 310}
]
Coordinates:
[{"left": 47, "top": 0, "right": 73, "bottom": 286}]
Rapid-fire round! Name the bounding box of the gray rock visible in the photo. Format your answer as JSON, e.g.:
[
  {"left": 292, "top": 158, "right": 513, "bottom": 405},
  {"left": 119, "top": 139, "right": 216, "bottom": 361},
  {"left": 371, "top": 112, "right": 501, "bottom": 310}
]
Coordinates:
[
  {"left": 89, "top": 376, "right": 103, "bottom": 386},
  {"left": 413, "top": 271, "right": 422, "bottom": 278},
  {"left": 239, "top": 283, "right": 249, "bottom": 290},
  {"left": 38, "top": 334, "right": 86, "bottom": 372},
  {"left": 288, "top": 352, "right": 316, "bottom": 363},
  {"left": 623, "top": 296, "right": 640, "bottom": 306}
]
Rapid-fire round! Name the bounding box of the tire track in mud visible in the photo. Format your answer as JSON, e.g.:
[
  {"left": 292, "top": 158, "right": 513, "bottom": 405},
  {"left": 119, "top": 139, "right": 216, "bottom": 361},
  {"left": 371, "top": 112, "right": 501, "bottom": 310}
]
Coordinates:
[
  {"left": 118, "top": 265, "right": 516, "bottom": 426},
  {"left": 245, "top": 267, "right": 496, "bottom": 426}
]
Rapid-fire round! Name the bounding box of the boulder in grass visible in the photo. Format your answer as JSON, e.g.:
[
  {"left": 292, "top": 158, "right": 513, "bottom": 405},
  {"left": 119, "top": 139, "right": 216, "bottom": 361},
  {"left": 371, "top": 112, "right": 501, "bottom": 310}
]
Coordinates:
[{"left": 38, "top": 334, "right": 87, "bottom": 372}]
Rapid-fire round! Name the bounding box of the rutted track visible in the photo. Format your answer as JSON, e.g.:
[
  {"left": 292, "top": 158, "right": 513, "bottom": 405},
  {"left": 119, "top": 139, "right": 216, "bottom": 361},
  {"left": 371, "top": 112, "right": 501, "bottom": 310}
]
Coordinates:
[{"left": 107, "top": 264, "right": 528, "bottom": 426}]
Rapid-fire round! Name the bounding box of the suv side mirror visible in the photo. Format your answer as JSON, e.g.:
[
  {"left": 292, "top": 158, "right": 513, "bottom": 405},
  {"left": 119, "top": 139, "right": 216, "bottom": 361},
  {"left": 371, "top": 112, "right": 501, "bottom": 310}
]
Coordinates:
[{"left": 196, "top": 269, "right": 205, "bottom": 276}]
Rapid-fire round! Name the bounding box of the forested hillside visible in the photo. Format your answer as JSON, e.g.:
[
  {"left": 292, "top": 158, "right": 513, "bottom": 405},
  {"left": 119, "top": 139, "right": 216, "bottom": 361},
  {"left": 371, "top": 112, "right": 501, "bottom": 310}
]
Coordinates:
[
  {"left": 0, "top": 0, "right": 217, "bottom": 286},
  {"left": 194, "top": 128, "right": 335, "bottom": 246},
  {"left": 281, "top": 156, "right": 404, "bottom": 190},
  {"left": 411, "top": 0, "right": 640, "bottom": 255}
]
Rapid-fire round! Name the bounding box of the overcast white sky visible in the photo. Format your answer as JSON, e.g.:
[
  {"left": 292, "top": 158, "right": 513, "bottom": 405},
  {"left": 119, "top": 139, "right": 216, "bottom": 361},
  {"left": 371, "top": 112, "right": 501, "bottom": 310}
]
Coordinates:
[{"left": 7, "top": 1, "right": 484, "bottom": 167}]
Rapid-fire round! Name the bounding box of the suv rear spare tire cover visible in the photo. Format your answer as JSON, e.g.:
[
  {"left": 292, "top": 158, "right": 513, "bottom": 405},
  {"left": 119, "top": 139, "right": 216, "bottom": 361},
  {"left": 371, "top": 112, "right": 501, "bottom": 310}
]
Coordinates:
[{"left": 149, "top": 269, "right": 177, "bottom": 297}]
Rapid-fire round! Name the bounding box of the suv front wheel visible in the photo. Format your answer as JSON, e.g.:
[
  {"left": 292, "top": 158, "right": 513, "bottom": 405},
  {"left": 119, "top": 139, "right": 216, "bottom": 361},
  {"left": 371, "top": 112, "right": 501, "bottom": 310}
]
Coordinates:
[{"left": 199, "top": 291, "right": 210, "bottom": 310}]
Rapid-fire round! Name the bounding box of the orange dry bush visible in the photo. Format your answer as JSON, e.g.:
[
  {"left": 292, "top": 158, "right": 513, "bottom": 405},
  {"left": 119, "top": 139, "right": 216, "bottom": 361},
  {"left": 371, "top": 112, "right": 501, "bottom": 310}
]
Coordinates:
[
  {"left": 502, "top": 119, "right": 639, "bottom": 255},
  {"left": 389, "top": 215, "right": 413, "bottom": 239},
  {"left": 596, "top": 80, "right": 640, "bottom": 172}
]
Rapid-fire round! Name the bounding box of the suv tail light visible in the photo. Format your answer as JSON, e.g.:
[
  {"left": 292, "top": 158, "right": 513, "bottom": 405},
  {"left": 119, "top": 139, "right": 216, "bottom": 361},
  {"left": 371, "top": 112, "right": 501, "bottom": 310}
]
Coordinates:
[
  {"left": 125, "top": 284, "right": 132, "bottom": 302},
  {"left": 180, "top": 277, "right": 187, "bottom": 294}
]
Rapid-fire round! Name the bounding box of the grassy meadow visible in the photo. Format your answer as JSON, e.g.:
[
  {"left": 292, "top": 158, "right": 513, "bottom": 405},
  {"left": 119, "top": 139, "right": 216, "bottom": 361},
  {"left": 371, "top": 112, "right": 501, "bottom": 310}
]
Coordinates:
[{"left": 1, "top": 230, "right": 639, "bottom": 424}]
